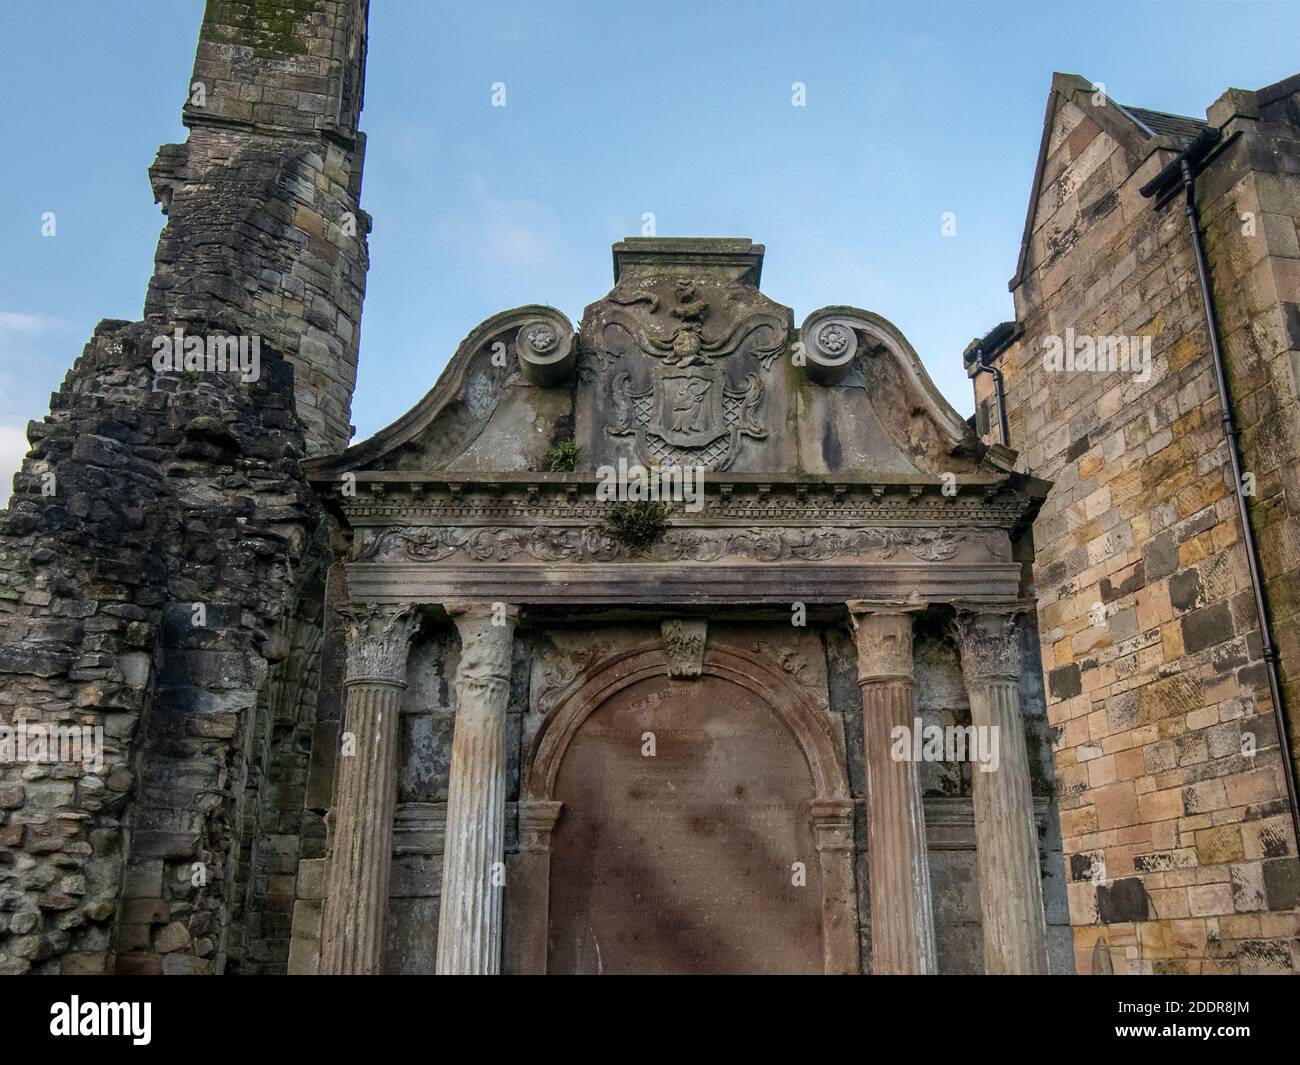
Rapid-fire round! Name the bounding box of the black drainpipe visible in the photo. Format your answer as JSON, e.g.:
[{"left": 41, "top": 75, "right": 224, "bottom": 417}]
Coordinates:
[
  {"left": 969, "top": 321, "right": 1018, "bottom": 446},
  {"left": 1142, "top": 128, "right": 1300, "bottom": 846}
]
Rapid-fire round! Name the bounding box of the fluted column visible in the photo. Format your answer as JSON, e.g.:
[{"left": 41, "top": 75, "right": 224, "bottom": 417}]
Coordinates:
[
  {"left": 320, "top": 604, "right": 418, "bottom": 975},
  {"left": 436, "top": 602, "right": 518, "bottom": 975},
  {"left": 951, "top": 606, "right": 1049, "bottom": 974},
  {"left": 847, "top": 602, "right": 936, "bottom": 975}
]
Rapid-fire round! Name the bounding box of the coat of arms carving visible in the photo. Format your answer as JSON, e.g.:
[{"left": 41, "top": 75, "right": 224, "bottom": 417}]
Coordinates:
[{"left": 590, "top": 276, "right": 788, "bottom": 471}]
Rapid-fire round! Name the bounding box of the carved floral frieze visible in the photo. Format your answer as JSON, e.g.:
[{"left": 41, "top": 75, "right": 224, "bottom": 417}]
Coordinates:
[{"left": 354, "top": 524, "right": 1005, "bottom": 565}]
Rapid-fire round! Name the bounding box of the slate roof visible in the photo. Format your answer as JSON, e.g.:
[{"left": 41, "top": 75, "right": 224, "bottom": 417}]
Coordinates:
[{"left": 1117, "top": 104, "right": 1209, "bottom": 146}]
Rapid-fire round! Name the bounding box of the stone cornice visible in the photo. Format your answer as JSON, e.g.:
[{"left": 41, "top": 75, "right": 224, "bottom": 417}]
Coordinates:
[{"left": 319, "top": 476, "right": 1041, "bottom": 529}]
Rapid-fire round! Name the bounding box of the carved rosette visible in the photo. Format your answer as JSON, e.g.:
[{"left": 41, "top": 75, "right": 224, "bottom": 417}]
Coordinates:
[
  {"left": 800, "top": 309, "right": 864, "bottom": 384},
  {"left": 341, "top": 605, "right": 419, "bottom": 687},
  {"left": 950, "top": 608, "right": 1024, "bottom": 682},
  {"left": 514, "top": 308, "right": 576, "bottom": 385},
  {"left": 661, "top": 618, "right": 707, "bottom": 678}
]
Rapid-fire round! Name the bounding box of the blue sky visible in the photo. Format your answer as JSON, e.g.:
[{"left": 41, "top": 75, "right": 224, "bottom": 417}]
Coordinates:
[{"left": 2, "top": 1, "right": 1298, "bottom": 491}]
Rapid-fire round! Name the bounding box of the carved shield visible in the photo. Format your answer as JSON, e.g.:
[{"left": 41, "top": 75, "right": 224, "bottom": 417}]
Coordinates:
[
  {"left": 609, "top": 361, "right": 765, "bottom": 471},
  {"left": 658, "top": 371, "right": 726, "bottom": 448}
]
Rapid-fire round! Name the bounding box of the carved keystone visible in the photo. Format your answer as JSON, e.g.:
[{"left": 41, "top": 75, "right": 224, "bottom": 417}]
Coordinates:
[{"left": 661, "top": 618, "right": 707, "bottom": 678}]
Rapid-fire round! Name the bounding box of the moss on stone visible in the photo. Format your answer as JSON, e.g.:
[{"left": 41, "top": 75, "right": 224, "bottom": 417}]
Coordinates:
[{"left": 206, "top": 0, "right": 318, "bottom": 58}]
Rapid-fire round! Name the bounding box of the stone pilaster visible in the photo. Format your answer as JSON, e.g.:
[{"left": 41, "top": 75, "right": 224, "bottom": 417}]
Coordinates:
[
  {"left": 847, "top": 603, "right": 936, "bottom": 975},
  {"left": 505, "top": 799, "right": 563, "bottom": 974},
  {"left": 320, "top": 604, "right": 418, "bottom": 975},
  {"left": 951, "top": 607, "right": 1049, "bottom": 975},
  {"left": 810, "top": 798, "right": 860, "bottom": 974},
  {"left": 436, "top": 603, "right": 519, "bottom": 975}
]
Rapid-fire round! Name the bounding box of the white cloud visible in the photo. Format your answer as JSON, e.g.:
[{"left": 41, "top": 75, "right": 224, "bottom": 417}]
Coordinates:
[
  {"left": 0, "top": 311, "right": 49, "bottom": 334},
  {"left": 0, "top": 311, "right": 79, "bottom": 448},
  {"left": 434, "top": 174, "right": 570, "bottom": 273}
]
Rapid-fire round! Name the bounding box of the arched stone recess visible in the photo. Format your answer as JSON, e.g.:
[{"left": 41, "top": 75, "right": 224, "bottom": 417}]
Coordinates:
[{"left": 507, "top": 642, "right": 858, "bottom": 975}]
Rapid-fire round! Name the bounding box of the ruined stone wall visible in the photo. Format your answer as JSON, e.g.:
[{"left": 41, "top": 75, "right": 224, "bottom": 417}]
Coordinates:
[
  {"left": 0, "top": 320, "right": 319, "bottom": 974},
  {"left": 974, "top": 75, "right": 1300, "bottom": 973},
  {"left": 149, "top": 0, "right": 371, "bottom": 457},
  {"left": 0, "top": 0, "right": 370, "bottom": 974}
]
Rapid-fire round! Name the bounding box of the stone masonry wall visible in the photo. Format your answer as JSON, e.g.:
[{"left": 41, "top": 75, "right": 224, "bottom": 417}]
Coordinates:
[
  {"left": 148, "top": 0, "right": 371, "bottom": 457},
  {"left": 0, "top": 0, "right": 370, "bottom": 974},
  {"left": 972, "top": 74, "right": 1300, "bottom": 973},
  {"left": 0, "top": 320, "right": 318, "bottom": 974}
]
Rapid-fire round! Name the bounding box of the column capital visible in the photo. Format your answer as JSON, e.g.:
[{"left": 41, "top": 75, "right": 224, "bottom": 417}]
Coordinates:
[
  {"left": 518, "top": 799, "right": 564, "bottom": 853},
  {"left": 340, "top": 604, "right": 419, "bottom": 688},
  {"left": 950, "top": 603, "right": 1029, "bottom": 682},
  {"left": 846, "top": 597, "right": 928, "bottom": 618},
  {"left": 446, "top": 601, "right": 520, "bottom": 624},
  {"left": 448, "top": 602, "right": 519, "bottom": 707},
  {"left": 846, "top": 602, "right": 922, "bottom": 684},
  {"left": 809, "top": 798, "right": 855, "bottom": 853}
]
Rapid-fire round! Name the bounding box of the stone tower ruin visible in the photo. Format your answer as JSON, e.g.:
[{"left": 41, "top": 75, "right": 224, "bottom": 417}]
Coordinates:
[{"left": 0, "top": 0, "right": 371, "bottom": 974}]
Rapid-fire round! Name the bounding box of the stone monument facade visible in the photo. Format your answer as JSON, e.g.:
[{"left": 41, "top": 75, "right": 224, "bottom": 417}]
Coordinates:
[
  {"left": 31, "top": 1, "right": 1300, "bottom": 975},
  {"left": 292, "top": 235, "right": 1072, "bottom": 974}
]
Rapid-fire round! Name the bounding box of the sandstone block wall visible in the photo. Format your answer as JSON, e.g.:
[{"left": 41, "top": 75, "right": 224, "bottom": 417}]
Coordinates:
[{"left": 972, "top": 73, "right": 1300, "bottom": 973}]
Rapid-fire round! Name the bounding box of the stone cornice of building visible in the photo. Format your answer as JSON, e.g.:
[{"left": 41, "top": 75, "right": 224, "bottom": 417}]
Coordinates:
[
  {"left": 315, "top": 472, "right": 1047, "bottom": 531},
  {"left": 333, "top": 475, "right": 1040, "bottom": 607}
]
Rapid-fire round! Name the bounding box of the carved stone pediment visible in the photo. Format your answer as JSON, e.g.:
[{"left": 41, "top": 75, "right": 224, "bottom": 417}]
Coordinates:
[
  {"left": 304, "top": 236, "right": 1003, "bottom": 485},
  {"left": 302, "top": 236, "right": 1050, "bottom": 610}
]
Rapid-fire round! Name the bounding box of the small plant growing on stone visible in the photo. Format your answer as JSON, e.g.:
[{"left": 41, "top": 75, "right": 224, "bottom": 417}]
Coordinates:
[
  {"left": 545, "top": 439, "right": 580, "bottom": 472},
  {"left": 603, "top": 500, "right": 669, "bottom": 549}
]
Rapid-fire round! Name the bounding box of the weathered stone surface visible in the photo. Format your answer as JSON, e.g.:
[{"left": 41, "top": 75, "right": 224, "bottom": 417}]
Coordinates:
[
  {"left": 972, "top": 71, "right": 1300, "bottom": 972},
  {"left": 547, "top": 672, "right": 823, "bottom": 974}
]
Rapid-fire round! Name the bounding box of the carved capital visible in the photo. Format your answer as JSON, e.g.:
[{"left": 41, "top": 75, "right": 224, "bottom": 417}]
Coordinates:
[
  {"left": 449, "top": 602, "right": 519, "bottom": 706},
  {"left": 846, "top": 602, "right": 921, "bottom": 684},
  {"left": 661, "top": 618, "right": 707, "bottom": 678},
  {"left": 810, "top": 798, "right": 855, "bottom": 853},
  {"left": 518, "top": 799, "right": 564, "bottom": 852},
  {"left": 341, "top": 604, "right": 419, "bottom": 687},
  {"left": 951, "top": 606, "right": 1025, "bottom": 682}
]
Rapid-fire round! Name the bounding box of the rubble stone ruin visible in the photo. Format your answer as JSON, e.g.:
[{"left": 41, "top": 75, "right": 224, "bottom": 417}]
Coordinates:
[{"left": 1, "top": 1, "right": 1296, "bottom": 975}]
